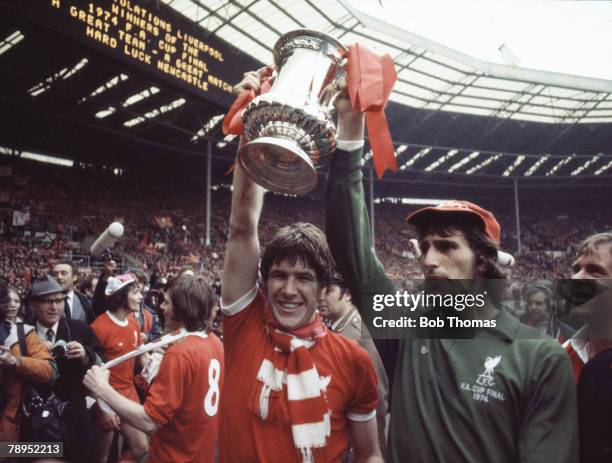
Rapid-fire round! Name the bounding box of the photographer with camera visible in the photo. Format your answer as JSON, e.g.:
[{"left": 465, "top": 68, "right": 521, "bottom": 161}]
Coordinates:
[
  {"left": 1, "top": 279, "right": 56, "bottom": 445},
  {"left": 29, "top": 275, "right": 105, "bottom": 461}
]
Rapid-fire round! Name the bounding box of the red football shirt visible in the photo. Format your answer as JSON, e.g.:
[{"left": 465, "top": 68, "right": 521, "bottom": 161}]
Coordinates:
[
  {"left": 144, "top": 332, "right": 224, "bottom": 463},
  {"left": 92, "top": 311, "right": 142, "bottom": 402},
  {"left": 219, "top": 290, "right": 378, "bottom": 462}
]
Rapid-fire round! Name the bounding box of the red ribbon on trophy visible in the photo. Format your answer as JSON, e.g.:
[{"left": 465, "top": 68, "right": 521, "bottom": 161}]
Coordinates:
[
  {"left": 346, "top": 43, "right": 398, "bottom": 178},
  {"left": 222, "top": 67, "right": 274, "bottom": 136}
]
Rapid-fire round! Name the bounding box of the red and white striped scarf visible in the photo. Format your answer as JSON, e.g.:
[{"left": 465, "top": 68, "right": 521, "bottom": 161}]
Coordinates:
[{"left": 251, "top": 308, "right": 330, "bottom": 463}]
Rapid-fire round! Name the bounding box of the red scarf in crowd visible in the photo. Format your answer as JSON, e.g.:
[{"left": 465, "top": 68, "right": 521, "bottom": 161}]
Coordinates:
[{"left": 251, "top": 306, "right": 330, "bottom": 463}]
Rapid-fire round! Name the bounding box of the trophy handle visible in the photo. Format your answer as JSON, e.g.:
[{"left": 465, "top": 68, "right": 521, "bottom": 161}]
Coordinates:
[
  {"left": 326, "top": 87, "right": 345, "bottom": 111},
  {"left": 320, "top": 62, "right": 347, "bottom": 111}
]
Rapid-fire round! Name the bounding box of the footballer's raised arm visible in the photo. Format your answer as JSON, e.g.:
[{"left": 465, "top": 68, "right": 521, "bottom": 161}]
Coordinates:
[{"left": 221, "top": 139, "right": 264, "bottom": 307}]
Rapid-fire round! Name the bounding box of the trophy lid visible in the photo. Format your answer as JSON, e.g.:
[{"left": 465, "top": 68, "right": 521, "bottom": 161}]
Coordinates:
[{"left": 273, "top": 29, "right": 347, "bottom": 69}]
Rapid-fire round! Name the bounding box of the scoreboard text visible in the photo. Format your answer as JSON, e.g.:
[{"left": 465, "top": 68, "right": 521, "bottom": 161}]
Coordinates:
[{"left": 16, "top": 0, "right": 261, "bottom": 106}]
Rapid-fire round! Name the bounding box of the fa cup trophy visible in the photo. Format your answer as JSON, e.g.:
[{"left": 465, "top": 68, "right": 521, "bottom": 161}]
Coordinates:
[{"left": 238, "top": 29, "right": 347, "bottom": 196}]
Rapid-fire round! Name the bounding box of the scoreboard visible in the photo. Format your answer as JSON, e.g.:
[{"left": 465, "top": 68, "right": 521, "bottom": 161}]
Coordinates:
[{"left": 11, "top": 0, "right": 262, "bottom": 106}]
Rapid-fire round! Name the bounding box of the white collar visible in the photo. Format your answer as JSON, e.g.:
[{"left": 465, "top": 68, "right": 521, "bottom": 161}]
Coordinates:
[
  {"left": 177, "top": 327, "right": 208, "bottom": 339},
  {"left": 4, "top": 322, "right": 34, "bottom": 348},
  {"left": 36, "top": 321, "right": 59, "bottom": 339},
  {"left": 566, "top": 326, "right": 593, "bottom": 364},
  {"left": 66, "top": 290, "right": 74, "bottom": 303},
  {"left": 106, "top": 310, "right": 129, "bottom": 327}
]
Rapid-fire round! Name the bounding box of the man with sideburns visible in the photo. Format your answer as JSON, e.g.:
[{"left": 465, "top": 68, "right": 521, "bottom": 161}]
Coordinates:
[
  {"left": 324, "top": 81, "right": 578, "bottom": 462},
  {"left": 218, "top": 70, "right": 382, "bottom": 463}
]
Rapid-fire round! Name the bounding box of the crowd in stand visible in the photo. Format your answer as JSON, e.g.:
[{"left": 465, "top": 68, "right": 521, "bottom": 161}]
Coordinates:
[
  {"left": 0, "top": 165, "right": 612, "bottom": 462},
  {"left": 1, "top": 165, "right": 610, "bottom": 297},
  {"left": 1, "top": 161, "right": 611, "bottom": 462}
]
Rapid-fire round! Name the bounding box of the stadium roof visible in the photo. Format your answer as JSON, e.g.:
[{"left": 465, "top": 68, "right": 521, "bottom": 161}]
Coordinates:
[
  {"left": 0, "top": 0, "right": 611, "bottom": 193},
  {"left": 155, "top": 0, "right": 612, "bottom": 186},
  {"left": 162, "top": 0, "right": 612, "bottom": 125}
]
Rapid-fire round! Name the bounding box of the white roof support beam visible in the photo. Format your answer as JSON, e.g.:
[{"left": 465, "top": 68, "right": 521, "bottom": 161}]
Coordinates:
[{"left": 341, "top": 0, "right": 612, "bottom": 93}]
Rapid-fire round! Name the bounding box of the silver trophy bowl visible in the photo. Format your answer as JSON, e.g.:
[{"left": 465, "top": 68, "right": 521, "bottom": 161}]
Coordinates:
[{"left": 238, "top": 29, "right": 347, "bottom": 196}]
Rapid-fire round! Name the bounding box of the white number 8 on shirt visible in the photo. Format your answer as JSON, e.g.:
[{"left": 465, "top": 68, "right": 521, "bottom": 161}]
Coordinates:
[{"left": 204, "top": 358, "right": 221, "bottom": 416}]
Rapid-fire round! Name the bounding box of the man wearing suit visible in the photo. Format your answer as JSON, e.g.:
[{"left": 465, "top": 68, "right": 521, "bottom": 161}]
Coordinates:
[
  {"left": 51, "top": 261, "right": 96, "bottom": 324},
  {"left": 30, "top": 275, "right": 105, "bottom": 461},
  {"left": 318, "top": 273, "right": 389, "bottom": 460}
]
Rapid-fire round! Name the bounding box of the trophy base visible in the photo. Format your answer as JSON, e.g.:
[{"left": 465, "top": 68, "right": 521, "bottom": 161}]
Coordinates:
[{"left": 238, "top": 137, "right": 318, "bottom": 196}]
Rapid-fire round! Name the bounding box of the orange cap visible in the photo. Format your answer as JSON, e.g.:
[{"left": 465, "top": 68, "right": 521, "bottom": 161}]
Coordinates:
[{"left": 405, "top": 200, "right": 501, "bottom": 243}]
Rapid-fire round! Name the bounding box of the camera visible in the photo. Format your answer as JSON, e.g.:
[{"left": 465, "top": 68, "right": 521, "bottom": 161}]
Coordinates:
[{"left": 51, "top": 339, "right": 68, "bottom": 358}]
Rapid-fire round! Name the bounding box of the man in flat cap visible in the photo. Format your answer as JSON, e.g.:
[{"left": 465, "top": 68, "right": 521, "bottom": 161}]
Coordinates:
[{"left": 29, "top": 275, "right": 104, "bottom": 461}]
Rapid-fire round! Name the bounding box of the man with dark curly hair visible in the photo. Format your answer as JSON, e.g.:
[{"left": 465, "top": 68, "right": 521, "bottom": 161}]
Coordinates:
[
  {"left": 90, "top": 274, "right": 148, "bottom": 463},
  {"left": 325, "top": 89, "right": 578, "bottom": 462}
]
